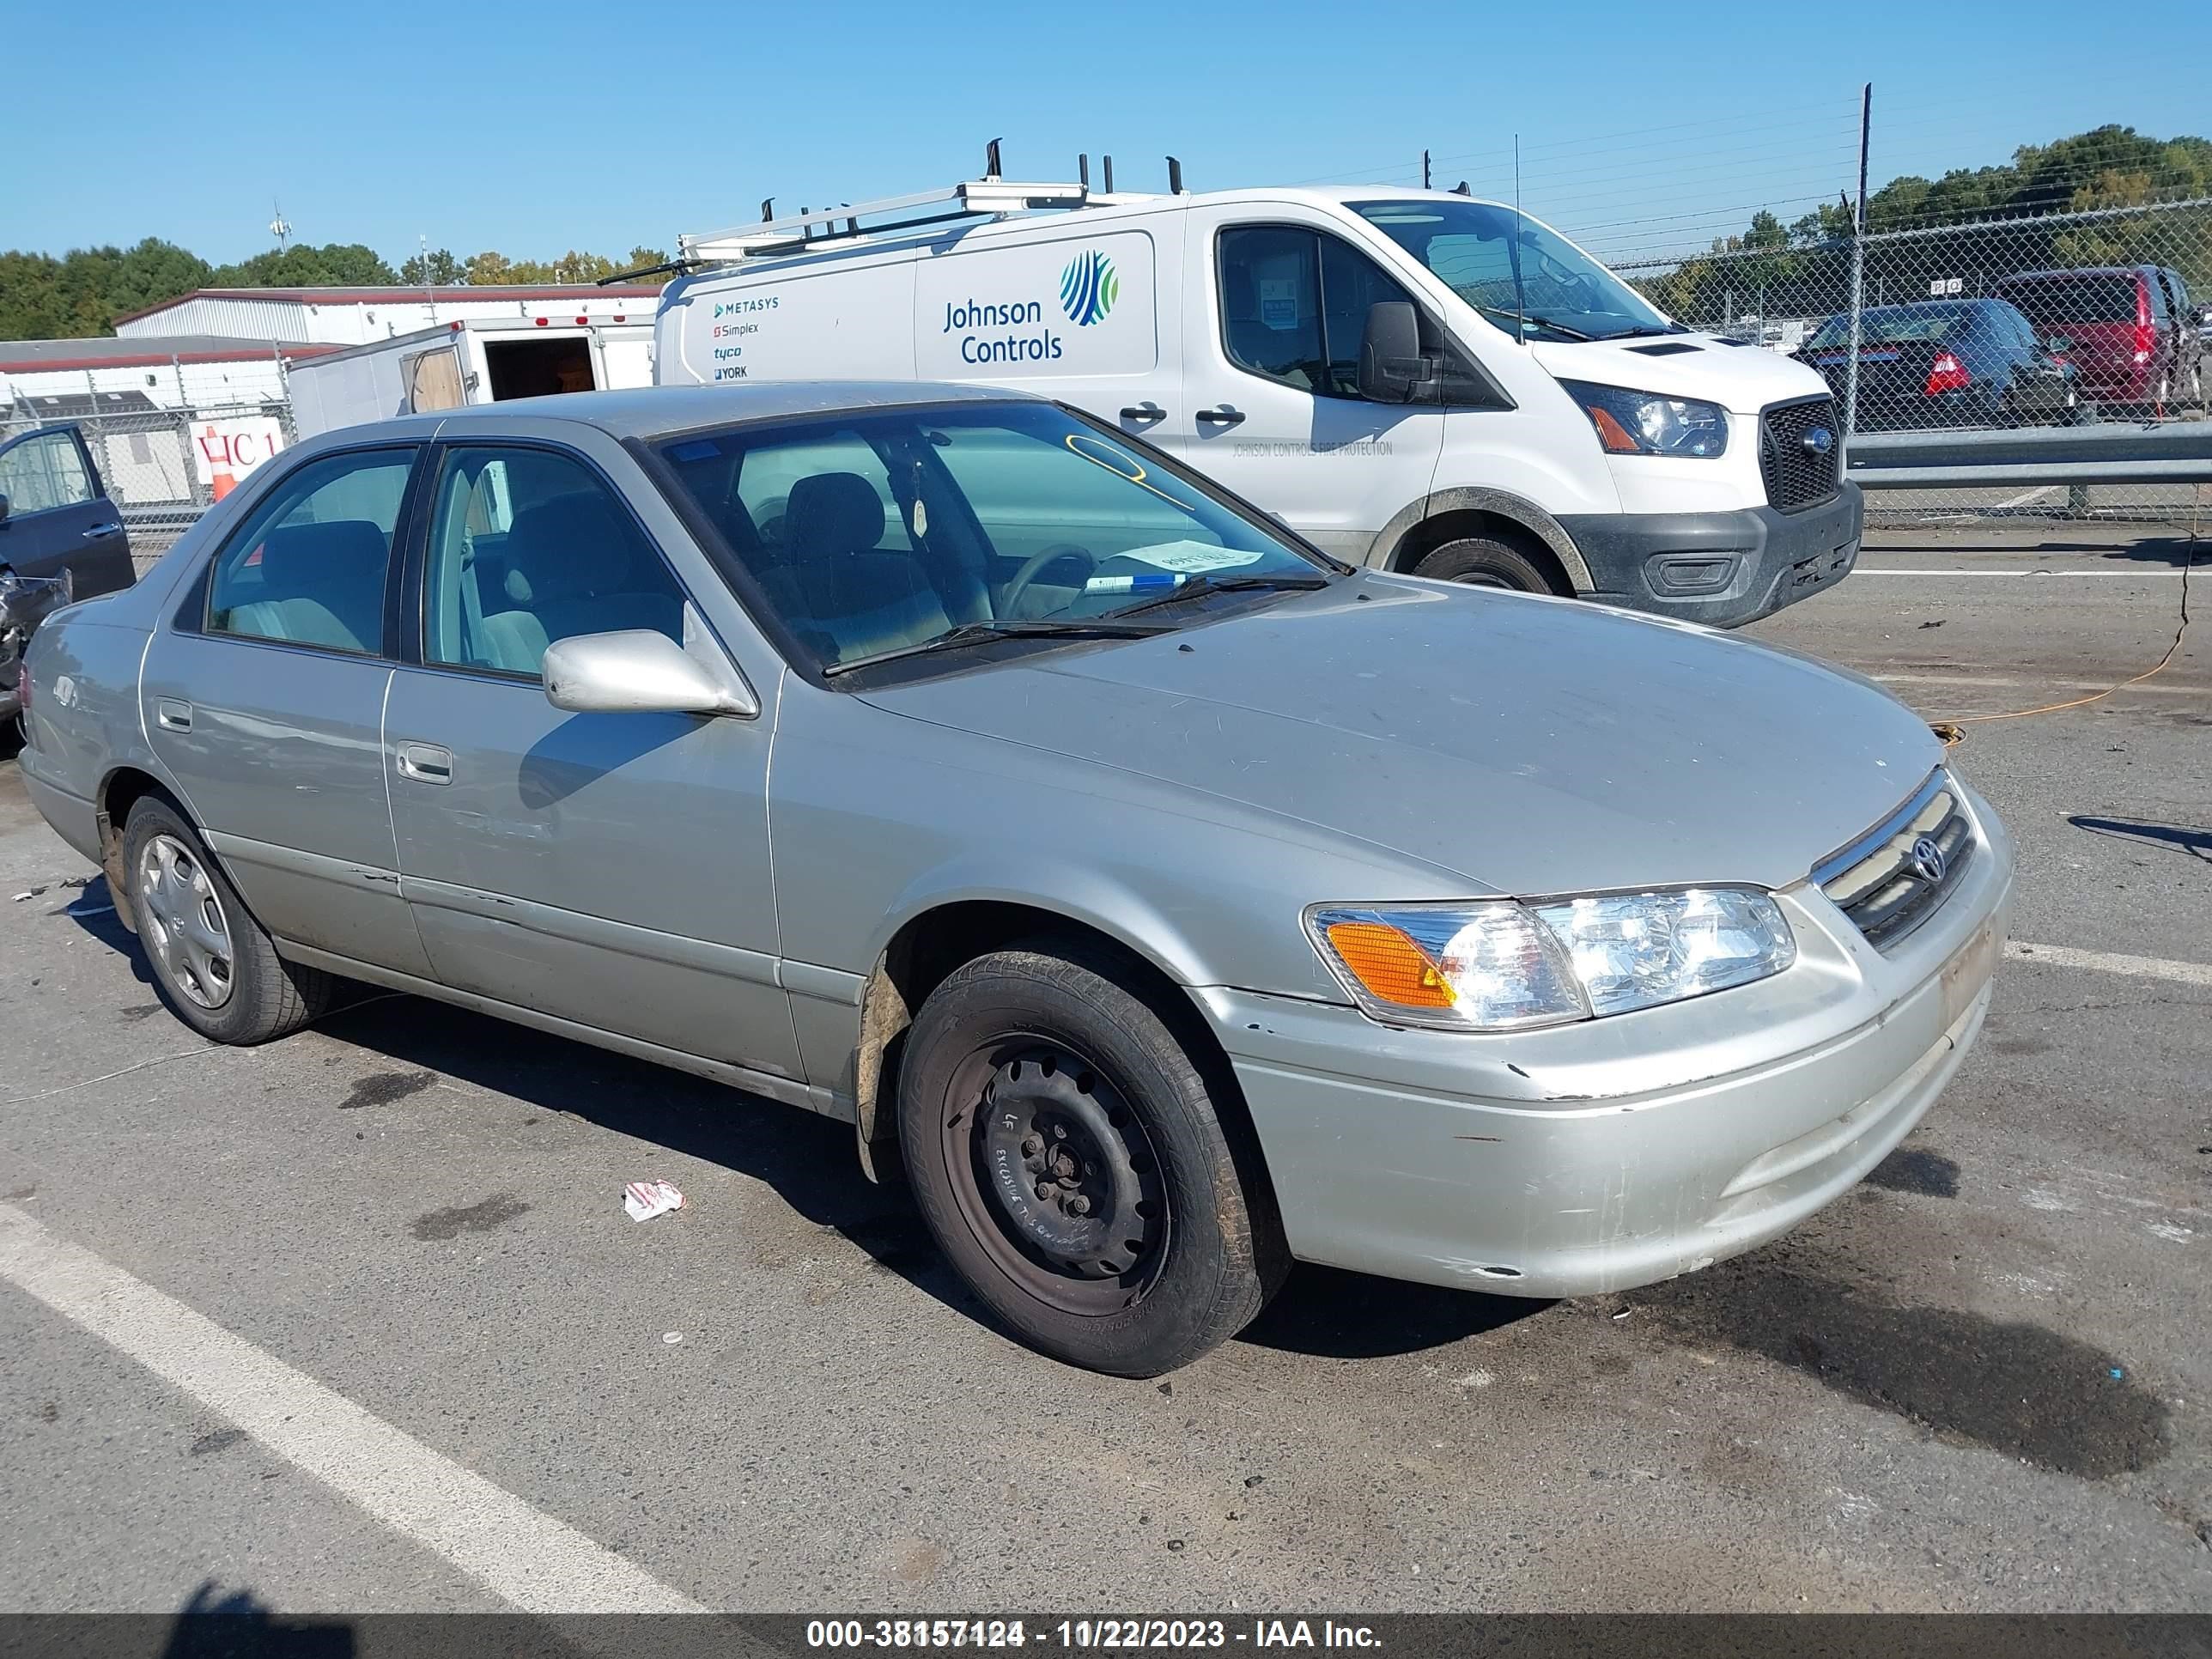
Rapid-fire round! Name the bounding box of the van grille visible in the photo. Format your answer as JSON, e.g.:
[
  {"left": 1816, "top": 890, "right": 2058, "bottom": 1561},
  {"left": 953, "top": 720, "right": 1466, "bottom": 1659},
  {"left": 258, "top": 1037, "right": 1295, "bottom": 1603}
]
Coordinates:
[
  {"left": 1759, "top": 397, "right": 1842, "bottom": 513},
  {"left": 1815, "top": 772, "right": 1972, "bottom": 950}
]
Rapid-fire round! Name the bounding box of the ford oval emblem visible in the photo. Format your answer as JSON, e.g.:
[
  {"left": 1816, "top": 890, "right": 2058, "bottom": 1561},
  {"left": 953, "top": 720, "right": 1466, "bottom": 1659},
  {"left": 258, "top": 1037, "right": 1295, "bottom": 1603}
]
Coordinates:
[
  {"left": 1907, "top": 834, "right": 1947, "bottom": 884},
  {"left": 1801, "top": 426, "right": 1836, "bottom": 457}
]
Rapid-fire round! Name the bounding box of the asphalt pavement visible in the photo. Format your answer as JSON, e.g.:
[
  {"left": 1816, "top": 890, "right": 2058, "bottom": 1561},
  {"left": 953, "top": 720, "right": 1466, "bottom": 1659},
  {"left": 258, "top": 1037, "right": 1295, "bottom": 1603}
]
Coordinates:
[{"left": 1, "top": 521, "right": 2207, "bottom": 1614}]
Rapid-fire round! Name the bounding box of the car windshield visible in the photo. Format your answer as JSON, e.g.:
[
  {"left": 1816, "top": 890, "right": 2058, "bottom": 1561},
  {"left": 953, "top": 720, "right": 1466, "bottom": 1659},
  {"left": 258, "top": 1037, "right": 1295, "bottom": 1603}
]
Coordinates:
[
  {"left": 652, "top": 402, "right": 1333, "bottom": 675},
  {"left": 1352, "top": 198, "right": 1678, "bottom": 343},
  {"left": 1805, "top": 305, "right": 1972, "bottom": 349}
]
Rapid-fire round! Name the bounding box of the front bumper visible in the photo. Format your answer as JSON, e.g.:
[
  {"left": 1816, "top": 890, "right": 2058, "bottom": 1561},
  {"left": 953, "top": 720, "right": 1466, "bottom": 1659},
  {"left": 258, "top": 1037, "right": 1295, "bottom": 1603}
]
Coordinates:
[
  {"left": 1200, "top": 781, "right": 2013, "bottom": 1298},
  {"left": 1560, "top": 482, "right": 1863, "bottom": 629}
]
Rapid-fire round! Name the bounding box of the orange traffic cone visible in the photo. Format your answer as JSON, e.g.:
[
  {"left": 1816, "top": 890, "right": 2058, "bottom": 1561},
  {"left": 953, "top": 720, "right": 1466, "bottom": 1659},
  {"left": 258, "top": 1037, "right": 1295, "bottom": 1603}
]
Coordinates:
[{"left": 199, "top": 423, "right": 238, "bottom": 501}]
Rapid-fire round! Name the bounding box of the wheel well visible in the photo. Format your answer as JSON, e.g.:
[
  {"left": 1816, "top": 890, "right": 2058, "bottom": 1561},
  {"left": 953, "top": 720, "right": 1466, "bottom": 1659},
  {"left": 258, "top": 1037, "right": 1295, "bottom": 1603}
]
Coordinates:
[
  {"left": 853, "top": 901, "right": 1283, "bottom": 1248},
  {"left": 94, "top": 767, "right": 186, "bottom": 932},
  {"left": 1388, "top": 510, "right": 1573, "bottom": 594}
]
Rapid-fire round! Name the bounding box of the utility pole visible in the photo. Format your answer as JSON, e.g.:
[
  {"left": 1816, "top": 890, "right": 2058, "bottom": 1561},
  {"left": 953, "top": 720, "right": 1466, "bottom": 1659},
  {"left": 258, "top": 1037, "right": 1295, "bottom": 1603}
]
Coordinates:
[{"left": 1842, "top": 83, "right": 1873, "bottom": 455}]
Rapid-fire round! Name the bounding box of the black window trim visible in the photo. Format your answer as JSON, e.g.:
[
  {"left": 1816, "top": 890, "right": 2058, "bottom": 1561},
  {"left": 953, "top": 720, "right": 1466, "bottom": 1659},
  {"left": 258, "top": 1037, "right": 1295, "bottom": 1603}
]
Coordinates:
[
  {"left": 401, "top": 434, "right": 714, "bottom": 689},
  {"left": 1211, "top": 221, "right": 1510, "bottom": 410},
  {"left": 176, "top": 439, "right": 428, "bottom": 665}
]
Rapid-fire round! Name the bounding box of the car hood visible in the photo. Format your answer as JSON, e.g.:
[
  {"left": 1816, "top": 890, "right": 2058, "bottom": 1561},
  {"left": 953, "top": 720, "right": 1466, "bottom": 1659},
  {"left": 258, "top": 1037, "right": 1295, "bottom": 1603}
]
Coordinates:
[
  {"left": 858, "top": 575, "right": 1943, "bottom": 897},
  {"left": 1529, "top": 333, "right": 1832, "bottom": 414}
]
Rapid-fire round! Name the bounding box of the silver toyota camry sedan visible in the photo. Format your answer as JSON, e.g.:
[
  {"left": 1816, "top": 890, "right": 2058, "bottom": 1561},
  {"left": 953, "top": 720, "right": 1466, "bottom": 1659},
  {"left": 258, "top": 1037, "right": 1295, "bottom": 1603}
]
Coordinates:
[{"left": 15, "top": 384, "right": 2013, "bottom": 1376}]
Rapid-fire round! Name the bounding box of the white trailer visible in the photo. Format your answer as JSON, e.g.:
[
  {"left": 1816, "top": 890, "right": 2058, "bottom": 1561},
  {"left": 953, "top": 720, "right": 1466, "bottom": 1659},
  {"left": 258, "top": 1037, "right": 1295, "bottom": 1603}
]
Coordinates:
[{"left": 288, "top": 313, "right": 658, "bottom": 438}]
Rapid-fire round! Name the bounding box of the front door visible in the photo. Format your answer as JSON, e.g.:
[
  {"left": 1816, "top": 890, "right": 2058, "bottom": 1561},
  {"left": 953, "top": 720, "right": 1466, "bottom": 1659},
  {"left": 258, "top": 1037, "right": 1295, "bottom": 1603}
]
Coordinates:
[
  {"left": 1170, "top": 214, "right": 1444, "bottom": 562},
  {"left": 0, "top": 426, "right": 133, "bottom": 599},
  {"left": 139, "top": 443, "right": 431, "bottom": 976},
  {"left": 384, "top": 436, "right": 801, "bottom": 1084}
]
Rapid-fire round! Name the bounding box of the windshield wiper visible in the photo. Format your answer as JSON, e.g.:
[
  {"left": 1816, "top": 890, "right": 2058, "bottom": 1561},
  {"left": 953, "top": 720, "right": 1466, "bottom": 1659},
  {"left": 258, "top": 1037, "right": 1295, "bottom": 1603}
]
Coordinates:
[
  {"left": 1108, "top": 571, "right": 1333, "bottom": 619},
  {"left": 1470, "top": 304, "right": 1592, "bottom": 342},
  {"left": 1602, "top": 324, "right": 1692, "bottom": 339},
  {"left": 820, "top": 617, "right": 1171, "bottom": 677}
]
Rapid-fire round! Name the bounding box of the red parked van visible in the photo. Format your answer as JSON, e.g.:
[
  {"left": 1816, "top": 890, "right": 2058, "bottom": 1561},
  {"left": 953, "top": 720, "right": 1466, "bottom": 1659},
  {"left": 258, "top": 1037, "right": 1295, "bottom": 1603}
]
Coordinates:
[{"left": 1995, "top": 266, "right": 2203, "bottom": 416}]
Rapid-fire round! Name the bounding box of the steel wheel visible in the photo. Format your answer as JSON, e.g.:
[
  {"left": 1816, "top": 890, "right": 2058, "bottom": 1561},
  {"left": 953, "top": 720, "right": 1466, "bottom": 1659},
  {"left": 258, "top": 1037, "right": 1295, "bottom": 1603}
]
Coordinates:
[
  {"left": 942, "top": 1038, "right": 1168, "bottom": 1316},
  {"left": 137, "top": 832, "right": 234, "bottom": 1010}
]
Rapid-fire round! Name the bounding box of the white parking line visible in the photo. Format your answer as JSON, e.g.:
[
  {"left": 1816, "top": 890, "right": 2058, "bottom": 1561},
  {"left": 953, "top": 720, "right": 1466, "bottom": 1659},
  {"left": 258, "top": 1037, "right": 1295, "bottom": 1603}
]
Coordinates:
[
  {"left": 1994, "top": 485, "right": 2060, "bottom": 510},
  {"left": 0, "top": 1202, "right": 705, "bottom": 1614},
  {"left": 1854, "top": 568, "right": 2149, "bottom": 577},
  {"left": 2007, "top": 941, "right": 2212, "bottom": 988}
]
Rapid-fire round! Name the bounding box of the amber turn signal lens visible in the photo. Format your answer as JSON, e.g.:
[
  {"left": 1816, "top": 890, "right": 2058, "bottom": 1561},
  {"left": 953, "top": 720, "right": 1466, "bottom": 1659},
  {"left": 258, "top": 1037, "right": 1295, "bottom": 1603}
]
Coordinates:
[
  {"left": 1588, "top": 405, "right": 1641, "bottom": 453},
  {"left": 1322, "top": 920, "right": 1457, "bottom": 1009}
]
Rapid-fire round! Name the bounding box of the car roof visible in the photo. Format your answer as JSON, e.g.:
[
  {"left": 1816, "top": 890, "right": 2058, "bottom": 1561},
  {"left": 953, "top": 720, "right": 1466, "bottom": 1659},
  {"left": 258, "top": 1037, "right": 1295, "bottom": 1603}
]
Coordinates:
[
  {"left": 425, "top": 380, "right": 1037, "bottom": 441},
  {"left": 1998, "top": 267, "right": 2148, "bottom": 283}
]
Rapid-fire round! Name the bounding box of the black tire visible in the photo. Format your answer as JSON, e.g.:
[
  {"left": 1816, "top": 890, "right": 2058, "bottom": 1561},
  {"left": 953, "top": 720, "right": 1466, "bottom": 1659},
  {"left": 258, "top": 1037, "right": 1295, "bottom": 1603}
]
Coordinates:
[
  {"left": 896, "top": 942, "right": 1284, "bottom": 1376},
  {"left": 1412, "top": 536, "right": 1557, "bottom": 594},
  {"left": 120, "top": 796, "right": 333, "bottom": 1044}
]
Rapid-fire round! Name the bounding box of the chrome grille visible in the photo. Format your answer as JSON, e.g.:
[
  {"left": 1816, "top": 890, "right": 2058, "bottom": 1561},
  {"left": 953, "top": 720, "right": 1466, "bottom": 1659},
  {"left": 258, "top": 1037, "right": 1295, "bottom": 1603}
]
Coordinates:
[
  {"left": 1815, "top": 771, "right": 1973, "bottom": 950},
  {"left": 1759, "top": 396, "right": 1842, "bottom": 513}
]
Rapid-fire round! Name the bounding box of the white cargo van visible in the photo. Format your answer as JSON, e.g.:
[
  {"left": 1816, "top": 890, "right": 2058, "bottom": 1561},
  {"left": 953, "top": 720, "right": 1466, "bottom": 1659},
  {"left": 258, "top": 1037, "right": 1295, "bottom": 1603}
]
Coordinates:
[
  {"left": 655, "top": 173, "right": 1861, "bottom": 625},
  {"left": 290, "top": 313, "right": 657, "bottom": 440}
]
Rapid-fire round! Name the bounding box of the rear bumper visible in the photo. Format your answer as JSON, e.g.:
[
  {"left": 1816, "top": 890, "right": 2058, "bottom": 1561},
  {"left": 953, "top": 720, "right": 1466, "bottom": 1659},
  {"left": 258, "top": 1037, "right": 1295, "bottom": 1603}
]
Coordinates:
[
  {"left": 1559, "top": 482, "right": 1863, "bottom": 629},
  {"left": 1199, "top": 781, "right": 2014, "bottom": 1298}
]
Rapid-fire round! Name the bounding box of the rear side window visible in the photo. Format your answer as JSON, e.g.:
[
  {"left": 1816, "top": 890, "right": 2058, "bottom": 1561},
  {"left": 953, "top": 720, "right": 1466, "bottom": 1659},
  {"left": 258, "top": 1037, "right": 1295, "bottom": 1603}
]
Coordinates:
[{"left": 205, "top": 448, "right": 413, "bottom": 655}]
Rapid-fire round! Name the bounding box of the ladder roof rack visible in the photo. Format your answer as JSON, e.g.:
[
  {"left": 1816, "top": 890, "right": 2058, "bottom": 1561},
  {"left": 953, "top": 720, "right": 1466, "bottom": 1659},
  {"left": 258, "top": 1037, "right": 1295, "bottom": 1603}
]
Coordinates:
[{"left": 679, "top": 175, "right": 1155, "bottom": 266}]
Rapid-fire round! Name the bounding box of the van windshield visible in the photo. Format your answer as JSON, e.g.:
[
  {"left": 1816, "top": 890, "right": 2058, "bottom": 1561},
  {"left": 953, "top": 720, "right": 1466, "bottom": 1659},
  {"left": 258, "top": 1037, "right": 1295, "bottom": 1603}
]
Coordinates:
[
  {"left": 653, "top": 402, "right": 1334, "bottom": 678},
  {"left": 1352, "top": 199, "right": 1679, "bottom": 343}
]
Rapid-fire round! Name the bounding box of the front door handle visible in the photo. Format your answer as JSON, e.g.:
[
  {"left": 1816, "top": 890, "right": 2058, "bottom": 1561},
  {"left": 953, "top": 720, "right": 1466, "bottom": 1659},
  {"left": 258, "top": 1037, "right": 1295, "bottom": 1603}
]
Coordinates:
[
  {"left": 83, "top": 522, "right": 124, "bottom": 539},
  {"left": 155, "top": 698, "right": 192, "bottom": 732},
  {"left": 1120, "top": 403, "right": 1166, "bottom": 422},
  {"left": 395, "top": 741, "right": 453, "bottom": 785},
  {"left": 1195, "top": 406, "right": 1246, "bottom": 427}
]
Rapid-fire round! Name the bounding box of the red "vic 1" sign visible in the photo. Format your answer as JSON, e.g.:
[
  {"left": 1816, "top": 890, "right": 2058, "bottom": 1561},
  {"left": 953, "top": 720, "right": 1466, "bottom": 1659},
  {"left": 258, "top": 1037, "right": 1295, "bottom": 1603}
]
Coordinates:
[{"left": 192, "top": 417, "right": 287, "bottom": 499}]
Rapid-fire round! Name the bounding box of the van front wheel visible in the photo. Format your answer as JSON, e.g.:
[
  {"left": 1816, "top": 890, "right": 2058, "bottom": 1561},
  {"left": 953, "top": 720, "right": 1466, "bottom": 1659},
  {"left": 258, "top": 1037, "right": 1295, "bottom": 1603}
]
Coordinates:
[{"left": 1413, "top": 536, "right": 1557, "bottom": 594}]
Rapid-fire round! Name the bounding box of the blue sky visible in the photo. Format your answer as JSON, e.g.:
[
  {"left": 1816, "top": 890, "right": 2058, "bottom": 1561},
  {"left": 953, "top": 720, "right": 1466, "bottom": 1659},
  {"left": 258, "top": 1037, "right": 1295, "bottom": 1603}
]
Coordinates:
[{"left": 9, "top": 1, "right": 2201, "bottom": 270}]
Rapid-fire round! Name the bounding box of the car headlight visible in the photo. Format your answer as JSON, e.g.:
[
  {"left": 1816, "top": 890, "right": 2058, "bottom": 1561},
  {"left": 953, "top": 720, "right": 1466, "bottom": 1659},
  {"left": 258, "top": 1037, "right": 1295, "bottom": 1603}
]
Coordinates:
[
  {"left": 1305, "top": 889, "right": 1795, "bottom": 1031},
  {"left": 1561, "top": 380, "right": 1729, "bottom": 458}
]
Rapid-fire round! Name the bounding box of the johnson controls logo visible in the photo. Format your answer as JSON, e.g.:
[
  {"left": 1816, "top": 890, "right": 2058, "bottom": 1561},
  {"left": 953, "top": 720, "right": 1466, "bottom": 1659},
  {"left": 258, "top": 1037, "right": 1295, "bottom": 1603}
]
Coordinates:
[{"left": 1059, "top": 250, "right": 1119, "bottom": 326}]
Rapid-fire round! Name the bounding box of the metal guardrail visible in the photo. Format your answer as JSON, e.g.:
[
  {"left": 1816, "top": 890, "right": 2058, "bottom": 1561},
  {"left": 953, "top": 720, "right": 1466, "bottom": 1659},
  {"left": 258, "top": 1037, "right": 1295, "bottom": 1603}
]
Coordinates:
[{"left": 1845, "top": 422, "right": 2212, "bottom": 490}]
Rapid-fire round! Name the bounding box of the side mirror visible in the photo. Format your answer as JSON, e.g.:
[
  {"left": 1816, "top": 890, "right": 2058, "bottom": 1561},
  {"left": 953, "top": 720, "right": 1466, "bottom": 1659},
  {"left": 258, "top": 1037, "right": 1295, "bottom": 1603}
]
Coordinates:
[
  {"left": 1357, "top": 301, "right": 1434, "bottom": 404},
  {"left": 2045, "top": 334, "right": 2071, "bottom": 355},
  {"left": 542, "top": 629, "right": 757, "bottom": 718}
]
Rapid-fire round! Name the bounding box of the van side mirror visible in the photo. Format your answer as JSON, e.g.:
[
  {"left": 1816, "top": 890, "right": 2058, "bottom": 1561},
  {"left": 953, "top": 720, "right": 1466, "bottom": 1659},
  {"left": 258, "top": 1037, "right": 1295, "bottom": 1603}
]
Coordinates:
[
  {"left": 542, "top": 629, "right": 757, "bottom": 718},
  {"left": 1357, "top": 301, "right": 1434, "bottom": 404}
]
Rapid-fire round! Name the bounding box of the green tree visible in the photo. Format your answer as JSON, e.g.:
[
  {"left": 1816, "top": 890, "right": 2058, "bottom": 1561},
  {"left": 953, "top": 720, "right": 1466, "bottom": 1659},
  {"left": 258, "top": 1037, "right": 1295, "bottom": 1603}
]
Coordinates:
[
  {"left": 398, "top": 247, "right": 465, "bottom": 285},
  {"left": 210, "top": 242, "right": 399, "bottom": 287}
]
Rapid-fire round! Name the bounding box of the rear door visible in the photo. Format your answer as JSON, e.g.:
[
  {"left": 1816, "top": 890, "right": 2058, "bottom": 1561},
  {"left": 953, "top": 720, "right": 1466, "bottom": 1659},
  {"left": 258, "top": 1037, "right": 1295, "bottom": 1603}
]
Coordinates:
[
  {"left": 0, "top": 426, "right": 133, "bottom": 599},
  {"left": 139, "top": 442, "right": 432, "bottom": 976}
]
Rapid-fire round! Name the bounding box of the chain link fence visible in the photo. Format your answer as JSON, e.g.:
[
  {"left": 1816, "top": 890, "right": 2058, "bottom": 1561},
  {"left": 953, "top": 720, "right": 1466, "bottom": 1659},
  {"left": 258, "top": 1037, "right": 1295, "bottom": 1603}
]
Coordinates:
[
  {"left": 1618, "top": 196, "right": 2212, "bottom": 523},
  {"left": 3, "top": 362, "right": 297, "bottom": 569}
]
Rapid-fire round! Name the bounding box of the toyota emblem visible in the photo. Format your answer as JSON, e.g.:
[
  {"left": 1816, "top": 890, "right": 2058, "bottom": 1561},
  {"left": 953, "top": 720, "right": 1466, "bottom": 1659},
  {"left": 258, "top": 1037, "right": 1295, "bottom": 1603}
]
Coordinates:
[{"left": 1907, "top": 835, "right": 1947, "bottom": 884}]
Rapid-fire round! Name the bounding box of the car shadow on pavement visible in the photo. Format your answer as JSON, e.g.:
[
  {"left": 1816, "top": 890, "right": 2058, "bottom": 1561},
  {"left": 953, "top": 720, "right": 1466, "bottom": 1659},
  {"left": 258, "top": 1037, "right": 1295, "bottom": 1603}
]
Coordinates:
[
  {"left": 2069, "top": 813, "right": 2212, "bottom": 864},
  {"left": 1237, "top": 1264, "right": 1546, "bottom": 1359}
]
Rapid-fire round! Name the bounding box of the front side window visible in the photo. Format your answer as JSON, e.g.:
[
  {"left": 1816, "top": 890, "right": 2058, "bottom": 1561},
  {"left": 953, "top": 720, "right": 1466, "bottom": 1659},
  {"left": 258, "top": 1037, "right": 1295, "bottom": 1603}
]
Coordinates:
[
  {"left": 422, "top": 446, "right": 687, "bottom": 678},
  {"left": 656, "top": 403, "right": 1331, "bottom": 674},
  {"left": 1805, "top": 306, "right": 1972, "bottom": 350},
  {"left": 1216, "top": 227, "right": 1422, "bottom": 398},
  {"left": 1353, "top": 198, "right": 1676, "bottom": 343},
  {"left": 204, "top": 448, "right": 412, "bottom": 654},
  {"left": 0, "top": 430, "right": 95, "bottom": 516}
]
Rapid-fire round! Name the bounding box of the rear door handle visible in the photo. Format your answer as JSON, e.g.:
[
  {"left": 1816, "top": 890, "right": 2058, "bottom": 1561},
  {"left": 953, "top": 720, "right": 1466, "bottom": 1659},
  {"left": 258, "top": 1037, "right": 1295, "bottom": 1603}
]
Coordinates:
[
  {"left": 1120, "top": 403, "right": 1166, "bottom": 422},
  {"left": 1195, "top": 406, "right": 1246, "bottom": 427},
  {"left": 83, "top": 522, "right": 124, "bottom": 539},
  {"left": 155, "top": 698, "right": 192, "bottom": 732},
  {"left": 395, "top": 741, "right": 453, "bottom": 785}
]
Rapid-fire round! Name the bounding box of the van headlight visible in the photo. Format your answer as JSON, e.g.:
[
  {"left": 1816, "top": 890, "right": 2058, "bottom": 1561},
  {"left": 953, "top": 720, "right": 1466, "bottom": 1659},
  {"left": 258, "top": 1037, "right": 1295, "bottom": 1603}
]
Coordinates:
[
  {"left": 1305, "top": 890, "right": 1795, "bottom": 1031},
  {"left": 1562, "top": 380, "right": 1729, "bottom": 458}
]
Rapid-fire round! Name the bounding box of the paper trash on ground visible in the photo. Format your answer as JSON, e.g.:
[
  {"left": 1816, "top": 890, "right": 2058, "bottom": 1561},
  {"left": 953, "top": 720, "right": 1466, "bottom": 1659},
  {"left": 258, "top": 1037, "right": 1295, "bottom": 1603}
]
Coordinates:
[{"left": 623, "top": 1179, "right": 686, "bottom": 1222}]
